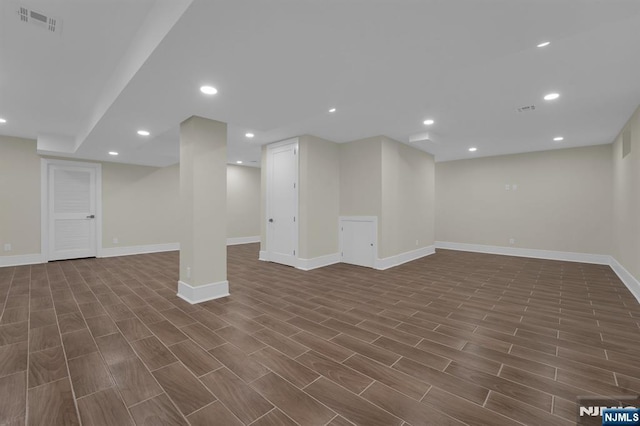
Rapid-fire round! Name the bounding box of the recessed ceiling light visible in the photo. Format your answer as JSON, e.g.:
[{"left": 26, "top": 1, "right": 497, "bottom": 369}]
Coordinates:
[
  {"left": 537, "top": 41, "right": 551, "bottom": 48},
  {"left": 236, "top": 161, "right": 243, "bottom": 164},
  {"left": 329, "top": 108, "right": 336, "bottom": 113},
  {"left": 423, "top": 119, "right": 435, "bottom": 126},
  {"left": 200, "top": 85, "right": 218, "bottom": 95},
  {"left": 245, "top": 133, "right": 254, "bottom": 138},
  {"left": 553, "top": 136, "right": 564, "bottom": 141},
  {"left": 469, "top": 147, "right": 477, "bottom": 152},
  {"left": 0, "top": 118, "right": 6, "bottom": 124},
  {"left": 137, "top": 130, "right": 150, "bottom": 136},
  {"left": 544, "top": 93, "right": 560, "bottom": 101},
  {"left": 108, "top": 151, "right": 119, "bottom": 156}
]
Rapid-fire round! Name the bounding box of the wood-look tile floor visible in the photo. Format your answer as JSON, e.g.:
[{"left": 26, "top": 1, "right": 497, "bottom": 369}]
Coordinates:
[{"left": 1, "top": 244, "right": 639, "bottom": 425}]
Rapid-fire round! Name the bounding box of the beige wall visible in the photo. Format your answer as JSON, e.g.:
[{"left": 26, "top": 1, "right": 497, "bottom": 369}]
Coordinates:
[
  {"left": 436, "top": 144, "right": 613, "bottom": 255},
  {"left": 339, "top": 136, "right": 383, "bottom": 258},
  {"left": 339, "top": 136, "right": 382, "bottom": 220},
  {"left": 0, "top": 136, "right": 41, "bottom": 256},
  {"left": 102, "top": 163, "right": 179, "bottom": 248},
  {"left": 260, "top": 145, "right": 268, "bottom": 251},
  {"left": 299, "top": 135, "right": 340, "bottom": 259},
  {"left": 380, "top": 137, "right": 435, "bottom": 258},
  {"left": 227, "top": 164, "right": 260, "bottom": 239},
  {"left": 338, "top": 136, "right": 435, "bottom": 259},
  {"left": 612, "top": 106, "right": 640, "bottom": 282},
  {"left": 2, "top": 135, "right": 262, "bottom": 263}
]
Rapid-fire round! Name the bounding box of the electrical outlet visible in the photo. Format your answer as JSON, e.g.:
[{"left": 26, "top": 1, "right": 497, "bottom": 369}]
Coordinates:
[
  {"left": 186, "top": 267, "right": 191, "bottom": 279},
  {"left": 415, "top": 239, "right": 419, "bottom": 246},
  {"left": 509, "top": 238, "right": 516, "bottom": 245},
  {"left": 3, "top": 243, "right": 11, "bottom": 252},
  {"left": 512, "top": 184, "right": 518, "bottom": 191},
  {"left": 505, "top": 184, "right": 511, "bottom": 191},
  {"left": 112, "top": 237, "right": 119, "bottom": 244}
]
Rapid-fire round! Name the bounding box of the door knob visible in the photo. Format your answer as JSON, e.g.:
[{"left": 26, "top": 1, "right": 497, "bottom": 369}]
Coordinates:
[
  {"left": 268, "top": 218, "right": 274, "bottom": 223},
  {"left": 86, "top": 215, "right": 95, "bottom": 219}
]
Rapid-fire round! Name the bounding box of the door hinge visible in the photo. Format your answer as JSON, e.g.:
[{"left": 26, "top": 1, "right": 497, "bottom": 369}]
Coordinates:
[
  {"left": 293, "top": 182, "right": 296, "bottom": 189},
  {"left": 341, "top": 252, "right": 343, "bottom": 257},
  {"left": 293, "top": 250, "right": 296, "bottom": 255},
  {"left": 293, "top": 216, "right": 296, "bottom": 222},
  {"left": 294, "top": 148, "right": 297, "bottom": 155},
  {"left": 341, "top": 227, "right": 343, "bottom": 231}
]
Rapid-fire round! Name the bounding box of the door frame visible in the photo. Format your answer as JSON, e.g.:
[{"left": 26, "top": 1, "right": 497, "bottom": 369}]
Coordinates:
[
  {"left": 265, "top": 138, "right": 299, "bottom": 264},
  {"left": 40, "top": 158, "right": 103, "bottom": 262},
  {"left": 339, "top": 216, "right": 378, "bottom": 268}
]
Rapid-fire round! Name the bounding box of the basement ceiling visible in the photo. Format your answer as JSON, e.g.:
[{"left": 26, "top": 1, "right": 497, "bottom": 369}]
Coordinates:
[{"left": 1, "top": 0, "right": 640, "bottom": 167}]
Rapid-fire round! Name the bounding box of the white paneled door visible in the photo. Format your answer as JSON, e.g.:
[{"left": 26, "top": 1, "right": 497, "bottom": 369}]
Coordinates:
[
  {"left": 340, "top": 217, "right": 376, "bottom": 268},
  {"left": 48, "top": 165, "right": 98, "bottom": 261},
  {"left": 266, "top": 140, "right": 298, "bottom": 267}
]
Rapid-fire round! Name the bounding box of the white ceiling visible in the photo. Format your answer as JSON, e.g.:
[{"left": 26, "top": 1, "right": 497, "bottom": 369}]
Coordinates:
[{"left": 2, "top": 0, "right": 640, "bottom": 167}]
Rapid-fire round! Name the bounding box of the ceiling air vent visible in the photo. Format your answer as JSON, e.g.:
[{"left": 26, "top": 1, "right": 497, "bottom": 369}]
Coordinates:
[
  {"left": 16, "top": 5, "right": 62, "bottom": 35},
  {"left": 409, "top": 132, "right": 433, "bottom": 144},
  {"left": 516, "top": 105, "right": 536, "bottom": 113}
]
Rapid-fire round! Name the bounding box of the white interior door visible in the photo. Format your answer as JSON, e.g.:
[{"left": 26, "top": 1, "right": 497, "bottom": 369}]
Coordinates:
[
  {"left": 266, "top": 140, "right": 298, "bottom": 267},
  {"left": 48, "top": 165, "right": 97, "bottom": 261},
  {"left": 341, "top": 218, "right": 376, "bottom": 268}
]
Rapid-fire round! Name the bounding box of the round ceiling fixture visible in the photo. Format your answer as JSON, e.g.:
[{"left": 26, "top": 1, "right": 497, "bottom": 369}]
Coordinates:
[{"left": 200, "top": 86, "right": 218, "bottom": 95}]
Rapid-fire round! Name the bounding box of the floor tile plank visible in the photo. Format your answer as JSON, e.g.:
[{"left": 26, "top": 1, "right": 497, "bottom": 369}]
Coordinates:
[
  {"left": 28, "top": 345, "right": 67, "bottom": 388},
  {"left": 362, "top": 381, "right": 465, "bottom": 426},
  {"left": 200, "top": 367, "right": 273, "bottom": 424},
  {"left": 129, "top": 393, "right": 188, "bottom": 426},
  {"left": 250, "top": 346, "right": 319, "bottom": 388},
  {"left": 0, "top": 371, "right": 27, "bottom": 424},
  {"left": 152, "top": 362, "right": 215, "bottom": 416},
  {"left": 27, "top": 378, "right": 79, "bottom": 426},
  {"left": 186, "top": 401, "right": 243, "bottom": 426},
  {"left": 77, "top": 388, "right": 134, "bottom": 426},
  {"left": 109, "top": 356, "right": 163, "bottom": 406},
  {"left": 252, "top": 373, "right": 336, "bottom": 426},
  {"left": 297, "top": 350, "right": 374, "bottom": 394},
  {"left": 304, "top": 376, "right": 402, "bottom": 426},
  {"left": 168, "top": 339, "right": 221, "bottom": 377},
  {"left": 131, "top": 336, "right": 178, "bottom": 371}
]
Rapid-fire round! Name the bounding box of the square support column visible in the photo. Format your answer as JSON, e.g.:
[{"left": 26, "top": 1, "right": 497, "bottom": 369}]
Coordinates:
[{"left": 177, "top": 116, "right": 229, "bottom": 303}]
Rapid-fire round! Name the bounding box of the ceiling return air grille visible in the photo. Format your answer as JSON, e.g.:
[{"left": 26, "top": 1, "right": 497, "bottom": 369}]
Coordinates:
[
  {"left": 516, "top": 105, "right": 536, "bottom": 113},
  {"left": 17, "top": 5, "right": 62, "bottom": 35}
]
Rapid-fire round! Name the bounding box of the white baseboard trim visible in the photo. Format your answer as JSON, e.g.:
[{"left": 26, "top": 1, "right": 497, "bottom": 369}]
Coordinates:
[
  {"left": 99, "top": 243, "right": 180, "bottom": 258},
  {"left": 435, "top": 241, "right": 611, "bottom": 265},
  {"left": 259, "top": 250, "right": 269, "bottom": 261},
  {"left": 177, "top": 280, "right": 229, "bottom": 304},
  {"left": 297, "top": 253, "right": 341, "bottom": 271},
  {"left": 609, "top": 257, "right": 640, "bottom": 304},
  {"left": 0, "top": 253, "right": 45, "bottom": 268},
  {"left": 375, "top": 245, "right": 436, "bottom": 270},
  {"left": 227, "top": 236, "right": 260, "bottom": 246}
]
